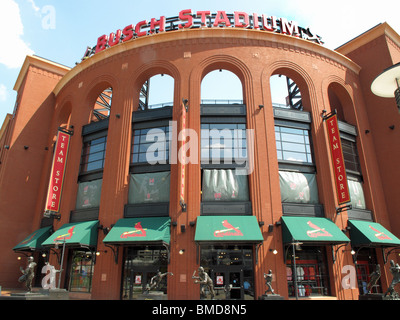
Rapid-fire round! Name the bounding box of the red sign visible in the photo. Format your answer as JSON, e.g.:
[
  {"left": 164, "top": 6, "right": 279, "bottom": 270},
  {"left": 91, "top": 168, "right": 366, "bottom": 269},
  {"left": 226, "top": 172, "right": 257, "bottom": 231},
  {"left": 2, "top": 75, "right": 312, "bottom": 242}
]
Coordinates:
[
  {"left": 44, "top": 130, "right": 71, "bottom": 213},
  {"left": 325, "top": 113, "right": 351, "bottom": 205},
  {"left": 82, "top": 10, "right": 323, "bottom": 60}
]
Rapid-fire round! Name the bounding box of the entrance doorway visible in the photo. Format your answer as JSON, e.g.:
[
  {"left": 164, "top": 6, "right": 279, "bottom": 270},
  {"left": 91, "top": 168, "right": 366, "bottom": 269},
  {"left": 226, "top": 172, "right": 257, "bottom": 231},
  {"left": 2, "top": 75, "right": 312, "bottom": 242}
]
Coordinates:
[
  {"left": 199, "top": 245, "right": 254, "bottom": 300},
  {"left": 122, "top": 246, "right": 169, "bottom": 300}
]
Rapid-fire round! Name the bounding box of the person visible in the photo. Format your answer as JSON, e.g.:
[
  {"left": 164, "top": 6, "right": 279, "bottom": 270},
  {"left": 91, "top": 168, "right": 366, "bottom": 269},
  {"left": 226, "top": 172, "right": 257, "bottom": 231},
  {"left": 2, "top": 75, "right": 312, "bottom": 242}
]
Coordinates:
[
  {"left": 263, "top": 270, "right": 275, "bottom": 295},
  {"left": 18, "top": 256, "right": 37, "bottom": 292},
  {"left": 193, "top": 267, "right": 215, "bottom": 299},
  {"left": 384, "top": 260, "right": 400, "bottom": 299},
  {"left": 147, "top": 271, "right": 173, "bottom": 292}
]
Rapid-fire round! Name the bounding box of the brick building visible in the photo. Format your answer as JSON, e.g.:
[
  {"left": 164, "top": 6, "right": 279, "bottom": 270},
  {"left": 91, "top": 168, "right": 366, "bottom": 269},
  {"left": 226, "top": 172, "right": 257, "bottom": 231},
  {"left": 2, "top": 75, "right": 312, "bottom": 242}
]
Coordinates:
[{"left": 0, "top": 14, "right": 399, "bottom": 300}]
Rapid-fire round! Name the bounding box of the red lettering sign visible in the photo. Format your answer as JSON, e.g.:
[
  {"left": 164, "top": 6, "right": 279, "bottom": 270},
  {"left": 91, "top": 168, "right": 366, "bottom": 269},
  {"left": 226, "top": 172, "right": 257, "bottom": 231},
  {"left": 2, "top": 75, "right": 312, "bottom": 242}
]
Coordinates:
[
  {"left": 44, "top": 130, "right": 71, "bottom": 213},
  {"left": 83, "top": 10, "right": 323, "bottom": 60},
  {"left": 325, "top": 113, "right": 351, "bottom": 205}
]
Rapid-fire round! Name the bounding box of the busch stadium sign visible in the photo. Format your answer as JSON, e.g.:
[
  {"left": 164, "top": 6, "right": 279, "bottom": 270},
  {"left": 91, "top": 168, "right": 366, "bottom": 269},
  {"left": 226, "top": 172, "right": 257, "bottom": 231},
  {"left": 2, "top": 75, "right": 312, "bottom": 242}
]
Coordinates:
[{"left": 82, "top": 10, "right": 323, "bottom": 59}]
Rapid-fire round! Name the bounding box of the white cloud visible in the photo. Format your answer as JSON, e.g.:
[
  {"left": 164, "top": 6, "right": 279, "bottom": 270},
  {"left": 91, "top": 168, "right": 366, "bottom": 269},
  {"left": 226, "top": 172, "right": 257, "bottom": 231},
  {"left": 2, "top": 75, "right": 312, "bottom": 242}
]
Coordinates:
[
  {"left": 0, "top": 0, "right": 34, "bottom": 69},
  {"left": 0, "top": 84, "right": 7, "bottom": 102},
  {"left": 27, "top": 0, "right": 40, "bottom": 13}
]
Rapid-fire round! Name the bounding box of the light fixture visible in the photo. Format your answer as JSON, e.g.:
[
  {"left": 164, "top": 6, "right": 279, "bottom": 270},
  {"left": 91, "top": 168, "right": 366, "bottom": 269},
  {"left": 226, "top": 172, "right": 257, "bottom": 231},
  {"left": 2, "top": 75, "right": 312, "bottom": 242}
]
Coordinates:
[
  {"left": 182, "top": 98, "right": 189, "bottom": 112},
  {"left": 179, "top": 249, "right": 185, "bottom": 255},
  {"left": 371, "top": 62, "right": 400, "bottom": 113},
  {"left": 269, "top": 249, "right": 278, "bottom": 255}
]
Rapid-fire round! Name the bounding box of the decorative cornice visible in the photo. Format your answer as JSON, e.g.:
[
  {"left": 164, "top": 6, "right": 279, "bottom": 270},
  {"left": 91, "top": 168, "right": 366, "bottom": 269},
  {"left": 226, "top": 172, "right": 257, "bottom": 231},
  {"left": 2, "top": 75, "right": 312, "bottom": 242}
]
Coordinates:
[
  {"left": 336, "top": 22, "right": 400, "bottom": 57},
  {"left": 13, "top": 55, "right": 70, "bottom": 92},
  {"left": 53, "top": 28, "right": 361, "bottom": 96}
]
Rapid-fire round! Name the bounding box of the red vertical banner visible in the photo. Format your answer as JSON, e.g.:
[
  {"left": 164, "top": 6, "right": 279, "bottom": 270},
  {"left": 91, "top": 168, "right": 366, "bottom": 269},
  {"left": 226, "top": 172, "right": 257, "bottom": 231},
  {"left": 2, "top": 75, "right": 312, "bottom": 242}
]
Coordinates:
[
  {"left": 44, "top": 130, "right": 71, "bottom": 213},
  {"left": 325, "top": 113, "right": 351, "bottom": 205}
]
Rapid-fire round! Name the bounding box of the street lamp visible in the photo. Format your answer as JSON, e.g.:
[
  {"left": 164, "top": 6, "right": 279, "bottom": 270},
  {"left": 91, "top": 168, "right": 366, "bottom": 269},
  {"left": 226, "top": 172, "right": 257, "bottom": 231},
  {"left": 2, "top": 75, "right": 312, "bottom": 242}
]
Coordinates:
[
  {"left": 285, "top": 239, "right": 303, "bottom": 300},
  {"left": 371, "top": 62, "right": 400, "bottom": 113}
]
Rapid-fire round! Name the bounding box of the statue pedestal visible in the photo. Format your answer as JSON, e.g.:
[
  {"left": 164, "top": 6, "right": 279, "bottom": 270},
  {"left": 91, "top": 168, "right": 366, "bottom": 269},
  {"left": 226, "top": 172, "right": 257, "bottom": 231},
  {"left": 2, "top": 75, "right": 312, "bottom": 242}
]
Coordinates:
[
  {"left": 259, "top": 294, "right": 285, "bottom": 300},
  {"left": 7, "top": 292, "right": 49, "bottom": 300},
  {"left": 137, "top": 291, "right": 167, "bottom": 300},
  {"left": 359, "top": 293, "right": 388, "bottom": 300},
  {"left": 48, "top": 288, "right": 69, "bottom": 300}
]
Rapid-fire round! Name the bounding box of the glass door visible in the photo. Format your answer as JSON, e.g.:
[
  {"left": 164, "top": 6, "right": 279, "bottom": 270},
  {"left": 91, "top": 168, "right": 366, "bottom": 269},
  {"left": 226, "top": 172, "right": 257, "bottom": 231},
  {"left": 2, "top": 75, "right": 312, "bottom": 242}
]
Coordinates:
[
  {"left": 229, "top": 270, "right": 243, "bottom": 299},
  {"left": 122, "top": 246, "right": 169, "bottom": 300},
  {"left": 200, "top": 245, "right": 254, "bottom": 300}
]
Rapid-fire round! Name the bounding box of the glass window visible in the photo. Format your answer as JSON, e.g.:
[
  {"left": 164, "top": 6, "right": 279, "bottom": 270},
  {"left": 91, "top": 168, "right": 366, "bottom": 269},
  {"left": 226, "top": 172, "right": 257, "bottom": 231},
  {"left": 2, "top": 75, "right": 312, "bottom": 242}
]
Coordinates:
[
  {"left": 286, "top": 246, "right": 330, "bottom": 297},
  {"left": 341, "top": 139, "right": 361, "bottom": 174},
  {"left": 275, "top": 126, "right": 312, "bottom": 164},
  {"left": 69, "top": 250, "right": 94, "bottom": 293},
  {"left": 279, "top": 171, "right": 319, "bottom": 204},
  {"left": 75, "top": 179, "right": 102, "bottom": 209},
  {"left": 202, "top": 169, "right": 249, "bottom": 202},
  {"left": 131, "top": 126, "right": 171, "bottom": 164},
  {"left": 128, "top": 172, "right": 170, "bottom": 204},
  {"left": 122, "top": 246, "right": 169, "bottom": 300},
  {"left": 201, "top": 124, "right": 247, "bottom": 164},
  {"left": 80, "top": 136, "right": 107, "bottom": 173},
  {"left": 355, "top": 248, "right": 382, "bottom": 295},
  {"left": 348, "top": 179, "right": 366, "bottom": 210}
]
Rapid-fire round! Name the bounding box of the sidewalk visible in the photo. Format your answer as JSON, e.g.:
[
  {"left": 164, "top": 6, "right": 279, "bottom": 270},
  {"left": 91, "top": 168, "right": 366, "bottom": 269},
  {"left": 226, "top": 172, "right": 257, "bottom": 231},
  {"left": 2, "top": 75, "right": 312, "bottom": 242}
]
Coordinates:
[{"left": 0, "top": 287, "right": 75, "bottom": 300}]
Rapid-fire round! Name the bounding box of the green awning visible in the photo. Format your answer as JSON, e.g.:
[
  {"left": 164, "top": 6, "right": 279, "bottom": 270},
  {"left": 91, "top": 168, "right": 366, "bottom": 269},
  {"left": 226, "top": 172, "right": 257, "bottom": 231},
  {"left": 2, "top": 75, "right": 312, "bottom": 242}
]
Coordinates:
[
  {"left": 13, "top": 226, "right": 53, "bottom": 252},
  {"left": 348, "top": 220, "right": 400, "bottom": 247},
  {"left": 194, "top": 216, "right": 263, "bottom": 243},
  {"left": 103, "top": 217, "right": 171, "bottom": 245},
  {"left": 282, "top": 216, "right": 350, "bottom": 244},
  {"left": 42, "top": 220, "right": 99, "bottom": 247}
]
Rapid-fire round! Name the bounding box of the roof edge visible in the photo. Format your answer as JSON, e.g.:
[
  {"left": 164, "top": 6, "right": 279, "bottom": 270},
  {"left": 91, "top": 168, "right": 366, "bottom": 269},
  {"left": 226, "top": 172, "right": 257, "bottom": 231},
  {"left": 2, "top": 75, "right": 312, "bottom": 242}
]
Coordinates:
[
  {"left": 336, "top": 22, "right": 400, "bottom": 56},
  {"left": 13, "top": 55, "right": 71, "bottom": 92}
]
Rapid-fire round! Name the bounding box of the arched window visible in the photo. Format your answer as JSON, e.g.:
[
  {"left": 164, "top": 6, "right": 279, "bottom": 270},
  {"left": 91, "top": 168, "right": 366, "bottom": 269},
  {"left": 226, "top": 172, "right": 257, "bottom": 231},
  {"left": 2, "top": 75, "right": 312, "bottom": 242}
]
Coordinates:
[
  {"left": 91, "top": 87, "right": 112, "bottom": 122},
  {"left": 139, "top": 74, "right": 174, "bottom": 110},
  {"left": 127, "top": 73, "right": 174, "bottom": 217},
  {"left": 200, "top": 69, "right": 250, "bottom": 214},
  {"left": 270, "top": 74, "right": 303, "bottom": 110},
  {"left": 201, "top": 69, "right": 243, "bottom": 104}
]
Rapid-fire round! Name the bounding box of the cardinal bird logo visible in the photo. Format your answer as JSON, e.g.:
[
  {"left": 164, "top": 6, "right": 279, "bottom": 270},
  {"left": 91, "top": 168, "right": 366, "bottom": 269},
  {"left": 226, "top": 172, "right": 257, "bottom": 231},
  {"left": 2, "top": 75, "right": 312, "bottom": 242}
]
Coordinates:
[
  {"left": 120, "top": 222, "right": 147, "bottom": 238},
  {"left": 306, "top": 221, "right": 332, "bottom": 238},
  {"left": 369, "top": 225, "right": 392, "bottom": 240},
  {"left": 20, "top": 232, "right": 37, "bottom": 245},
  {"left": 214, "top": 220, "right": 243, "bottom": 238},
  {"left": 54, "top": 226, "right": 75, "bottom": 242}
]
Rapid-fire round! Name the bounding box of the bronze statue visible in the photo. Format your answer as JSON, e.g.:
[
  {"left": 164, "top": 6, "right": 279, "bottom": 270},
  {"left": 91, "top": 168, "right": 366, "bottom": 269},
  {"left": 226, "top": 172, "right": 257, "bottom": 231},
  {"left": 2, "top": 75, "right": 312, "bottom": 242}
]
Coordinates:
[
  {"left": 147, "top": 271, "right": 173, "bottom": 292},
  {"left": 18, "top": 256, "right": 37, "bottom": 292},
  {"left": 263, "top": 270, "right": 275, "bottom": 295},
  {"left": 192, "top": 267, "right": 215, "bottom": 299},
  {"left": 367, "top": 264, "right": 381, "bottom": 294},
  {"left": 384, "top": 260, "right": 400, "bottom": 299}
]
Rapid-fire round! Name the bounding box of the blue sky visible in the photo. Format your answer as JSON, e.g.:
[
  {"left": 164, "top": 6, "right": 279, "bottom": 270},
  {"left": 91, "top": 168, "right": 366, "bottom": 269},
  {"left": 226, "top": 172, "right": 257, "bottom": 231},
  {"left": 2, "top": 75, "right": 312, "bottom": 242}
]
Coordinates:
[{"left": 0, "top": 0, "right": 399, "bottom": 124}]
